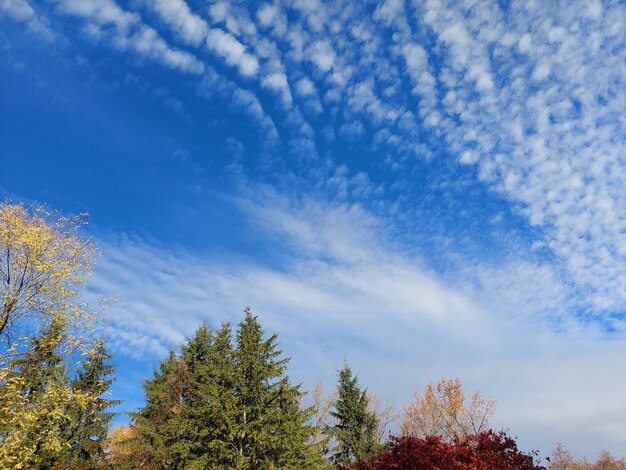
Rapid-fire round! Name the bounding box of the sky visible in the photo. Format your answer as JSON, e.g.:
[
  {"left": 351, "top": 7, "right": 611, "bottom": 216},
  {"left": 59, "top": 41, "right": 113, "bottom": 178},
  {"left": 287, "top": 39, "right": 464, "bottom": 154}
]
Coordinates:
[{"left": 1, "top": 0, "right": 626, "bottom": 459}]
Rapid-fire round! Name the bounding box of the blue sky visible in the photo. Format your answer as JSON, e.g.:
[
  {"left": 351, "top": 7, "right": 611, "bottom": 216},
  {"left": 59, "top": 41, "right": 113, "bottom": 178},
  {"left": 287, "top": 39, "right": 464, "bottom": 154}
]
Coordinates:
[{"left": 1, "top": 0, "right": 626, "bottom": 458}]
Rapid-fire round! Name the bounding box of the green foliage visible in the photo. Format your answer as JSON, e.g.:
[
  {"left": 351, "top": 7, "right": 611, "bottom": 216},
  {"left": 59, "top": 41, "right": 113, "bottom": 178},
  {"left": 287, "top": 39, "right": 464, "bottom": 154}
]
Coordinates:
[
  {"left": 125, "top": 307, "right": 324, "bottom": 469},
  {"left": 128, "top": 351, "right": 186, "bottom": 468},
  {"left": 0, "top": 317, "right": 72, "bottom": 469},
  {"left": 180, "top": 322, "right": 238, "bottom": 467},
  {"left": 0, "top": 318, "right": 114, "bottom": 470},
  {"left": 60, "top": 341, "right": 120, "bottom": 465},
  {"left": 330, "top": 364, "right": 380, "bottom": 465}
]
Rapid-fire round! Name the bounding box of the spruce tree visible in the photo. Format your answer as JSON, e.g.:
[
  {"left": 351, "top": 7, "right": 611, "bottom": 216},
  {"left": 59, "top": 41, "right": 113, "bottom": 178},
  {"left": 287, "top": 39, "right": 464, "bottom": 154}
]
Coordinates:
[
  {"left": 11, "top": 315, "right": 67, "bottom": 396},
  {"left": 130, "top": 329, "right": 232, "bottom": 470},
  {"left": 128, "top": 308, "right": 323, "bottom": 469},
  {"left": 62, "top": 339, "right": 120, "bottom": 466},
  {"left": 131, "top": 351, "right": 190, "bottom": 469},
  {"left": 232, "top": 307, "right": 321, "bottom": 469},
  {"left": 330, "top": 363, "right": 379, "bottom": 465},
  {"left": 0, "top": 317, "right": 84, "bottom": 468},
  {"left": 181, "top": 322, "right": 239, "bottom": 469}
]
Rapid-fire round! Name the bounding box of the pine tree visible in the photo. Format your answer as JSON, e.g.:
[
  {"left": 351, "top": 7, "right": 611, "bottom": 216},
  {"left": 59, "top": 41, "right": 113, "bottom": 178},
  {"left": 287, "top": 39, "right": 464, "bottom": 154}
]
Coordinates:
[
  {"left": 181, "top": 322, "right": 239, "bottom": 469},
  {"left": 61, "top": 339, "right": 120, "bottom": 466},
  {"left": 129, "top": 329, "right": 231, "bottom": 470},
  {"left": 130, "top": 350, "right": 189, "bottom": 469},
  {"left": 128, "top": 308, "right": 323, "bottom": 469},
  {"left": 11, "top": 315, "right": 67, "bottom": 395},
  {"left": 231, "top": 307, "right": 321, "bottom": 469},
  {"left": 0, "top": 316, "right": 93, "bottom": 469},
  {"left": 330, "top": 363, "right": 379, "bottom": 465}
]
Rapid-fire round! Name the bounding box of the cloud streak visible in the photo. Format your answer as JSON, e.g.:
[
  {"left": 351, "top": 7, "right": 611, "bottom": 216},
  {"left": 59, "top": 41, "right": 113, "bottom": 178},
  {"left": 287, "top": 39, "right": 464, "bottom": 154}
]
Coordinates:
[
  {"left": 51, "top": 0, "right": 204, "bottom": 73},
  {"left": 0, "top": 0, "right": 53, "bottom": 39},
  {"left": 88, "top": 185, "right": 626, "bottom": 457}
]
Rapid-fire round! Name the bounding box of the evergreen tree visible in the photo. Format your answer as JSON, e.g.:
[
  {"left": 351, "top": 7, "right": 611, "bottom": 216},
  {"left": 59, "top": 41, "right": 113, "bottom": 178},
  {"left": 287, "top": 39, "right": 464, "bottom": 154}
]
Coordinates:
[
  {"left": 11, "top": 315, "right": 67, "bottom": 396},
  {"left": 130, "top": 351, "right": 190, "bottom": 469},
  {"left": 127, "top": 308, "right": 323, "bottom": 469},
  {"left": 231, "top": 307, "right": 321, "bottom": 469},
  {"left": 61, "top": 339, "right": 120, "bottom": 466},
  {"left": 0, "top": 317, "right": 92, "bottom": 469},
  {"left": 330, "top": 363, "right": 379, "bottom": 465},
  {"left": 181, "top": 322, "right": 239, "bottom": 469}
]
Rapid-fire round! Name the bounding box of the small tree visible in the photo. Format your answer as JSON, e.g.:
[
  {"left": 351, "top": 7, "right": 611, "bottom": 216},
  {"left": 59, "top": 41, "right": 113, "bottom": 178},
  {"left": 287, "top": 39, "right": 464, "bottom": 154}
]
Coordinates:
[
  {"left": 472, "top": 430, "right": 544, "bottom": 469},
  {"left": 61, "top": 340, "right": 119, "bottom": 465},
  {"left": 366, "top": 392, "right": 397, "bottom": 445},
  {"left": 548, "top": 443, "right": 574, "bottom": 470},
  {"left": 309, "top": 382, "right": 337, "bottom": 457},
  {"left": 548, "top": 443, "right": 626, "bottom": 470},
  {"left": 330, "top": 363, "right": 380, "bottom": 465},
  {"left": 401, "top": 378, "right": 495, "bottom": 442},
  {"left": 0, "top": 317, "right": 95, "bottom": 469},
  {"left": 176, "top": 322, "right": 238, "bottom": 467},
  {"left": 105, "top": 423, "right": 138, "bottom": 469},
  {"left": 130, "top": 351, "right": 188, "bottom": 469}
]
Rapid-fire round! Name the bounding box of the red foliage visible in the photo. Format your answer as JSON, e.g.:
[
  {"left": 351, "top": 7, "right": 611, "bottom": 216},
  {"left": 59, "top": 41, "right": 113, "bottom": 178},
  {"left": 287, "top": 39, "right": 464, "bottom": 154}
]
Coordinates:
[
  {"left": 471, "top": 431, "right": 543, "bottom": 469},
  {"left": 352, "top": 431, "right": 545, "bottom": 470}
]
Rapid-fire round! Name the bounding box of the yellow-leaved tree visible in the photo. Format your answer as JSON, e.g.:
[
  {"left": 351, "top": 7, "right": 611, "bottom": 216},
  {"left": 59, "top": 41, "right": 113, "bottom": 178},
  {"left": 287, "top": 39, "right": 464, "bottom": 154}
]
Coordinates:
[
  {"left": 0, "top": 200, "right": 95, "bottom": 345},
  {"left": 0, "top": 200, "right": 107, "bottom": 469},
  {"left": 400, "top": 378, "right": 496, "bottom": 442},
  {"left": 105, "top": 423, "right": 142, "bottom": 469}
]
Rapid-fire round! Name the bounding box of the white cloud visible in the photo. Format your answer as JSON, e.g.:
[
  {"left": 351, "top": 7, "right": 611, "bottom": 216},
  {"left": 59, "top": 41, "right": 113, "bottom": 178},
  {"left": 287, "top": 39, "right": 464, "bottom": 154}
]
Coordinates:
[
  {"left": 123, "top": 25, "right": 204, "bottom": 74},
  {"left": 139, "top": 0, "right": 269, "bottom": 80},
  {"left": 261, "top": 71, "right": 292, "bottom": 106},
  {"left": 146, "top": 0, "right": 208, "bottom": 46},
  {"left": 295, "top": 77, "right": 315, "bottom": 96},
  {"left": 308, "top": 40, "right": 335, "bottom": 72},
  {"left": 532, "top": 62, "right": 551, "bottom": 81},
  {"left": 257, "top": 3, "right": 277, "bottom": 28},
  {"left": 404, "top": 0, "right": 626, "bottom": 313},
  {"left": 54, "top": 0, "right": 138, "bottom": 32},
  {"left": 208, "top": 1, "right": 229, "bottom": 24},
  {"left": 585, "top": 1, "right": 602, "bottom": 20},
  {"left": 373, "top": 0, "right": 405, "bottom": 24},
  {"left": 518, "top": 32, "right": 532, "bottom": 53},
  {"left": 231, "top": 88, "right": 280, "bottom": 146},
  {"left": 0, "top": 0, "right": 53, "bottom": 38},
  {"left": 195, "top": 67, "right": 281, "bottom": 152},
  {"left": 206, "top": 28, "right": 259, "bottom": 77},
  {"left": 52, "top": 0, "right": 204, "bottom": 73},
  {"left": 1, "top": 0, "right": 33, "bottom": 20}
]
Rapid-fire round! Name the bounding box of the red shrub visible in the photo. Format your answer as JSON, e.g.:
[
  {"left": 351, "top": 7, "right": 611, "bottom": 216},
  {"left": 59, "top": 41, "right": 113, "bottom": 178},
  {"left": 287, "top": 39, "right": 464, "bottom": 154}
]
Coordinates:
[
  {"left": 353, "top": 431, "right": 545, "bottom": 470},
  {"left": 471, "top": 430, "right": 543, "bottom": 469}
]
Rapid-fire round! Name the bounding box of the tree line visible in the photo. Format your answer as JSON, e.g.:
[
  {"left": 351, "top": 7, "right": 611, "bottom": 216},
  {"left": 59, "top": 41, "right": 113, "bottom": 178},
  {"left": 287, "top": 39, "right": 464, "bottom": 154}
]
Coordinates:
[{"left": 1, "top": 201, "right": 624, "bottom": 469}]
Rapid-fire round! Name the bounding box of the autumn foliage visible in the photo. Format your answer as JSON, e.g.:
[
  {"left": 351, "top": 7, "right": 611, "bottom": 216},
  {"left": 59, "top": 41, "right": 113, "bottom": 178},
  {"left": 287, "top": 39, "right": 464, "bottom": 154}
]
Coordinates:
[
  {"left": 0, "top": 202, "right": 114, "bottom": 469},
  {"left": 401, "top": 378, "right": 496, "bottom": 442},
  {"left": 352, "top": 431, "right": 545, "bottom": 470},
  {"left": 0, "top": 201, "right": 95, "bottom": 343}
]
